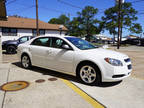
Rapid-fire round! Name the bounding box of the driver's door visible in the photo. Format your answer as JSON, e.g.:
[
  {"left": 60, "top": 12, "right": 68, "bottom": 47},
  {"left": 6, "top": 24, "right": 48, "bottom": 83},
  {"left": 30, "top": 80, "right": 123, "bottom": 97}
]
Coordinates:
[{"left": 47, "top": 37, "right": 75, "bottom": 73}]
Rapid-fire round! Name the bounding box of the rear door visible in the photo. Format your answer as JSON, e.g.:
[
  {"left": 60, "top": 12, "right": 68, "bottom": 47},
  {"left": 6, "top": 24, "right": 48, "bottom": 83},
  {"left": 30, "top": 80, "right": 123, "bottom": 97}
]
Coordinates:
[{"left": 30, "top": 37, "right": 51, "bottom": 67}]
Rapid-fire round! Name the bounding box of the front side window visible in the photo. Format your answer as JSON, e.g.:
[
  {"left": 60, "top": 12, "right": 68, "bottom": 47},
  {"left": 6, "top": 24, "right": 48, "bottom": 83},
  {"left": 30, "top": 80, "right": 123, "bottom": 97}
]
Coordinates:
[
  {"left": 19, "top": 37, "right": 28, "bottom": 43},
  {"left": 31, "top": 37, "right": 50, "bottom": 47},
  {"left": 2, "top": 28, "right": 17, "bottom": 36},
  {"left": 51, "top": 37, "right": 69, "bottom": 49}
]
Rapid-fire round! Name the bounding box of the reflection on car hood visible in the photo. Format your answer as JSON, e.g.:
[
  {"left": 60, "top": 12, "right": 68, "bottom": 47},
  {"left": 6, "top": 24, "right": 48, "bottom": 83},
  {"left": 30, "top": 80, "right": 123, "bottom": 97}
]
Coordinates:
[{"left": 83, "top": 48, "right": 128, "bottom": 59}]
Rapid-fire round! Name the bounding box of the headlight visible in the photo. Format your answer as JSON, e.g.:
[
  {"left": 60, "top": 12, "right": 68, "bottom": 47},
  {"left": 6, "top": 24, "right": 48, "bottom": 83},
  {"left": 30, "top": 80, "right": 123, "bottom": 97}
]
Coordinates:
[{"left": 104, "top": 58, "right": 123, "bottom": 66}]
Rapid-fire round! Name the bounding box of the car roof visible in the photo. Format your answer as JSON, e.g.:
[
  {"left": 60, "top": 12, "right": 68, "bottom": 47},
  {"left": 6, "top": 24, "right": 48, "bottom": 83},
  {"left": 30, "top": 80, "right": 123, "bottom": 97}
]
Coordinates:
[{"left": 34, "top": 35, "right": 73, "bottom": 38}]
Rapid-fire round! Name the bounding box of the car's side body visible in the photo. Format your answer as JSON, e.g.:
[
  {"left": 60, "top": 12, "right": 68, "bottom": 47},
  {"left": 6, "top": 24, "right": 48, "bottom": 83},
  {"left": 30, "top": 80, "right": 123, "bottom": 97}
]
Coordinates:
[{"left": 18, "top": 35, "right": 132, "bottom": 83}]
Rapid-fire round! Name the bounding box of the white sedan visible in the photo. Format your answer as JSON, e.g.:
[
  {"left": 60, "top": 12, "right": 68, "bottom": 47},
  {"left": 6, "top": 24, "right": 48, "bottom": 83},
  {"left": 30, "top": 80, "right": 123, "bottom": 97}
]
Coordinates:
[{"left": 17, "top": 36, "right": 132, "bottom": 85}]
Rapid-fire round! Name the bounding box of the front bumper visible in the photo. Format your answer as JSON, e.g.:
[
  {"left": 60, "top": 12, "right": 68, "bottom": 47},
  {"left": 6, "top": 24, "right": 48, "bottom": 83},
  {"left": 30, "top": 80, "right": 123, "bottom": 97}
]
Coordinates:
[{"left": 101, "top": 57, "right": 132, "bottom": 82}]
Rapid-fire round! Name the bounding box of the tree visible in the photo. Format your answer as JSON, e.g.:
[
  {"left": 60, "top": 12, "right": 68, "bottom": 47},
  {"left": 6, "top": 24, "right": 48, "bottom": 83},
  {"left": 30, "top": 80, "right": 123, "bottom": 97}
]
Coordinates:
[
  {"left": 129, "top": 23, "right": 142, "bottom": 34},
  {"left": 77, "top": 6, "right": 100, "bottom": 41},
  {"left": 102, "top": 2, "right": 142, "bottom": 43},
  {"left": 48, "top": 14, "right": 70, "bottom": 28},
  {"left": 48, "top": 18, "right": 61, "bottom": 24},
  {"left": 48, "top": 6, "right": 104, "bottom": 39}
]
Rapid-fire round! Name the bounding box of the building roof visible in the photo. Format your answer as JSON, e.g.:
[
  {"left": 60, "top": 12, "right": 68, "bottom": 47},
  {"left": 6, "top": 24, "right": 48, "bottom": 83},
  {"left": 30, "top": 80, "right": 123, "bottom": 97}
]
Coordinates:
[{"left": 0, "top": 16, "right": 67, "bottom": 31}]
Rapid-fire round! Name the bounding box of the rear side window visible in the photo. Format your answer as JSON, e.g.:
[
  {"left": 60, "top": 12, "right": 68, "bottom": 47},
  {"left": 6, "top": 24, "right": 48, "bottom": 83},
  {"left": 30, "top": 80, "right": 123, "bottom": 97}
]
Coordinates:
[{"left": 31, "top": 37, "right": 50, "bottom": 47}]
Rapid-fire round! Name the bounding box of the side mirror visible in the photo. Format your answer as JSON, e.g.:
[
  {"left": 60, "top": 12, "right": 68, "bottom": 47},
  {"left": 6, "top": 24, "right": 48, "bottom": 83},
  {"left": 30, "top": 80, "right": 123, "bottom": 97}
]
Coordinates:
[{"left": 62, "top": 44, "right": 72, "bottom": 50}]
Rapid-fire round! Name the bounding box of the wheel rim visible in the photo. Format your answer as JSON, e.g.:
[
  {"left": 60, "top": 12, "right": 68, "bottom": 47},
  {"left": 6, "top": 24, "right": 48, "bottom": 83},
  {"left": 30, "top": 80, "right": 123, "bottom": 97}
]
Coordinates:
[
  {"left": 8, "top": 47, "right": 15, "bottom": 54},
  {"left": 80, "top": 65, "right": 96, "bottom": 84},
  {"left": 22, "top": 56, "right": 30, "bottom": 68}
]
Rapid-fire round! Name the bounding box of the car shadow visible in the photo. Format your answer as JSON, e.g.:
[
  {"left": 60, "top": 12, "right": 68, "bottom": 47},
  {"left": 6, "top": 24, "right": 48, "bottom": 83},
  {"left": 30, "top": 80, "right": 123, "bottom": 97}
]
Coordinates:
[
  {"left": 2, "top": 51, "right": 17, "bottom": 55},
  {"left": 12, "top": 62, "right": 122, "bottom": 87}
]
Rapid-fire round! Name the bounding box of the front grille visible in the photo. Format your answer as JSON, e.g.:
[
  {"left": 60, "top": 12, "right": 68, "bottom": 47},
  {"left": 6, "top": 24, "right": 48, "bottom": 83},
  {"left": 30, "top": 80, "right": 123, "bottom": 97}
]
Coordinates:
[
  {"left": 128, "top": 64, "right": 132, "bottom": 70},
  {"left": 124, "top": 58, "right": 131, "bottom": 62}
]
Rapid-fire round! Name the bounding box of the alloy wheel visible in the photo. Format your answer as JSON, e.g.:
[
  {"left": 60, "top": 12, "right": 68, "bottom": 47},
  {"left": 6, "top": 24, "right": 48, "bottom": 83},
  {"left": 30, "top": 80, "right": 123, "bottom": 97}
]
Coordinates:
[
  {"left": 80, "top": 65, "right": 96, "bottom": 84},
  {"left": 22, "top": 56, "right": 30, "bottom": 68}
]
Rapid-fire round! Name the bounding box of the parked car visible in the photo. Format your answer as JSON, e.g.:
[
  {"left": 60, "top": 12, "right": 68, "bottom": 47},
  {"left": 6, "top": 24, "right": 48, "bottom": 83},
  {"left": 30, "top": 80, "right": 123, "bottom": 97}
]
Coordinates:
[
  {"left": 18, "top": 36, "right": 132, "bottom": 85},
  {"left": 140, "top": 38, "right": 144, "bottom": 46},
  {"left": 121, "top": 38, "right": 139, "bottom": 45},
  {"left": 2, "top": 36, "right": 35, "bottom": 54}
]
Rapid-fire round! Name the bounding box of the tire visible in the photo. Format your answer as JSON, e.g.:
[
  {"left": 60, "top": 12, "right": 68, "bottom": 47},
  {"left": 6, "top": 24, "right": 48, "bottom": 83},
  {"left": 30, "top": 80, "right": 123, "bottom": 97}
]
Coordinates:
[
  {"left": 77, "top": 63, "right": 101, "bottom": 85},
  {"left": 21, "top": 54, "right": 31, "bottom": 69},
  {"left": 6, "top": 45, "right": 16, "bottom": 54}
]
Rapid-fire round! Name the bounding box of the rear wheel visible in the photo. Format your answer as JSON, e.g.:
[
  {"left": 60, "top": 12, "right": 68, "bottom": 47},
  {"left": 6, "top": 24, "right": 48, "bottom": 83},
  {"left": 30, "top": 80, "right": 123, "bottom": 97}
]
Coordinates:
[
  {"left": 21, "top": 54, "right": 31, "bottom": 69},
  {"left": 77, "top": 63, "right": 101, "bottom": 85},
  {"left": 6, "top": 45, "right": 16, "bottom": 54}
]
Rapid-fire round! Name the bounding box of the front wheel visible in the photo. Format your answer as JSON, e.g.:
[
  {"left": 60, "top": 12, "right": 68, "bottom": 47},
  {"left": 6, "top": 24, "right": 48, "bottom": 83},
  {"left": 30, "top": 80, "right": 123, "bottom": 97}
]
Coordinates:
[
  {"left": 21, "top": 55, "right": 31, "bottom": 69},
  {"left": 77, "top": 64, "right": 101, "bottom": 85}
]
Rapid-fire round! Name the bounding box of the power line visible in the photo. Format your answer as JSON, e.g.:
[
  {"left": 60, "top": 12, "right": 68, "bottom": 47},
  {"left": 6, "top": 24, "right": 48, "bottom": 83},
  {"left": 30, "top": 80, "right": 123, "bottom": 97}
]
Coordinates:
[
  {"left": 138, "top": 13, "right": 144, "bottom": 15},
  {"left": 6, "top": 0, "right": 18, "bottom": 5},
  {"left": 57, "top": 0, "right": 83, "bottom": 9},
  {"left": 7, "top": 5, "right": 35, "bottom": 13},
  {"left": 137, "top": 10, "right": 144, "bottom": 12},
  {"left": 39, "top": 6, "right": 76, "bottom": 17},
  {"left": 39, "top": 6, "right": 66, "bottom": 14},
  {"left": 131, "top": 0, "right": 144, "bottom": 3}
]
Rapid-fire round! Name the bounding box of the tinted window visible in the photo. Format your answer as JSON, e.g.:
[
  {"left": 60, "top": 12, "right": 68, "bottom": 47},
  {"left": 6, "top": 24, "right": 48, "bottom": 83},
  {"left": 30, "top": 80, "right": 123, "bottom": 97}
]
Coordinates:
[
  {"left": 31, "top": 37, "right": 50, "bottom": 47},
  {"left": 19, "top": 37, "right": 28, "bottom": 43},
  {"left": 51, "top": 37, "right": 69, "bottom": 49}
]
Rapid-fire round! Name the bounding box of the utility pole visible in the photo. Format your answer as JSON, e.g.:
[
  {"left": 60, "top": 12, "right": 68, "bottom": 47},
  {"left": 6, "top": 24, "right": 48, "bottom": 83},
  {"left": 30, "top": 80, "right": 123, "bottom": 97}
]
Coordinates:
[
  {"left": 36, "top": 0, "right": 39, "bottom": 36},
  {"left": 117, "top": 0, "right": 121, "bottom": 49}
]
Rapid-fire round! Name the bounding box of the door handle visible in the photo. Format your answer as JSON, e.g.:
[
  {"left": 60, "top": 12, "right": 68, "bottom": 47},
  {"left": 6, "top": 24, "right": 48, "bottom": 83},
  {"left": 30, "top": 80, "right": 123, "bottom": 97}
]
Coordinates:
[
  {"left": 29, "top": 48, "right": 32, "bottom": 52},
  {"left": 46, "top": 50, "right": 52, "bottom": 54}
]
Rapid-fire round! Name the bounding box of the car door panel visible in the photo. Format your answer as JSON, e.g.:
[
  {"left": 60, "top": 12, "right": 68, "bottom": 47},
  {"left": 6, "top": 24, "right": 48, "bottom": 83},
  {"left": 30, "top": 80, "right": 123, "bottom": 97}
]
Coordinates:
[
  {"left": 30, "top": 37, "right": 52, "bottom": 68},
  {"left": 46, "top": 37, "right": 75, "bottom": 73},
  {"left": 30, "top": 46, "right": 50, "bottom": 67},
  {"left": 48, "top": 48, "right": 74, "bottom": 73}
]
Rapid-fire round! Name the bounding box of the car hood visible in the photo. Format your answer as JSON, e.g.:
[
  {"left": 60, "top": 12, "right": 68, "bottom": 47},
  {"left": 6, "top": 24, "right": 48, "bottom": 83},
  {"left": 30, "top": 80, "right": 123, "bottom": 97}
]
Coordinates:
[
  {"left": 3, "top": 40, "right": 18, "bottom": 43},
  {"left": 82, "top": 48, "right": 128, "bottom": 59}
]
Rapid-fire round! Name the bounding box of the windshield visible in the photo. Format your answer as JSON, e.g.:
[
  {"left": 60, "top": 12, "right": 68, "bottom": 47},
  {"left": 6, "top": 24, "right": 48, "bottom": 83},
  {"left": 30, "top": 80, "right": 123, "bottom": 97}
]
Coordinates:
[{"left": 65, "top": 37, "right": 98, "bottom": 50}]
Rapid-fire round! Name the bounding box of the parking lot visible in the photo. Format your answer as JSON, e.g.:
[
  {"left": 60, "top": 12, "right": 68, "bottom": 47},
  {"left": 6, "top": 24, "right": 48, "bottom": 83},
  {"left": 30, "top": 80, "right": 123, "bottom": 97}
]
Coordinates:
[{"left": 0, "top": 46, "right": 144, "bottom": 108}]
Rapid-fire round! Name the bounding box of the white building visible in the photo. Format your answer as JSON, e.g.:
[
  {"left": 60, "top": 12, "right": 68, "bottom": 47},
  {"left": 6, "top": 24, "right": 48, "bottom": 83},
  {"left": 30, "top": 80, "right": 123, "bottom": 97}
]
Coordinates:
[
  {"left": 0, "top": 16, "right": 67, "bottom": 42},
  {"left": 93, "top": 34, "right": 112, "bottom": 41}
]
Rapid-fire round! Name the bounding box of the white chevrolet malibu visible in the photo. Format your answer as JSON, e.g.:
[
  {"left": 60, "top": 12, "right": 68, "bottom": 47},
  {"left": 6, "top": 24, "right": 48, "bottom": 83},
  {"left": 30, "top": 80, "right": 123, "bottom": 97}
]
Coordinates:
[{"left": 17, "top": 36, "right": 132, "bottom": 85}]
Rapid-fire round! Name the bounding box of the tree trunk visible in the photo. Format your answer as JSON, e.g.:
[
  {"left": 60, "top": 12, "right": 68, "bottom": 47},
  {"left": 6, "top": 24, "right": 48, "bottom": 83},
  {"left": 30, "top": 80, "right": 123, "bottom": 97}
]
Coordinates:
[
  {"left": 113, "top": 34, "right": 115, "bottom": 45},
  {"left": 120, "top": 24, "right": 123, "bottom": 46},
  {"left": 86, "top": 17, "right": 90, "bottom": 42}
]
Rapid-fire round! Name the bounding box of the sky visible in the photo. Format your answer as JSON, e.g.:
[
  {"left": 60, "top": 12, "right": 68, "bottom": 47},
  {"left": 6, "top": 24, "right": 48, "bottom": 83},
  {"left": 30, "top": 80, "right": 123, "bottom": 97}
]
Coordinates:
[{"left": 6, "top": 0, "right": 144, "bottom": 38}]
